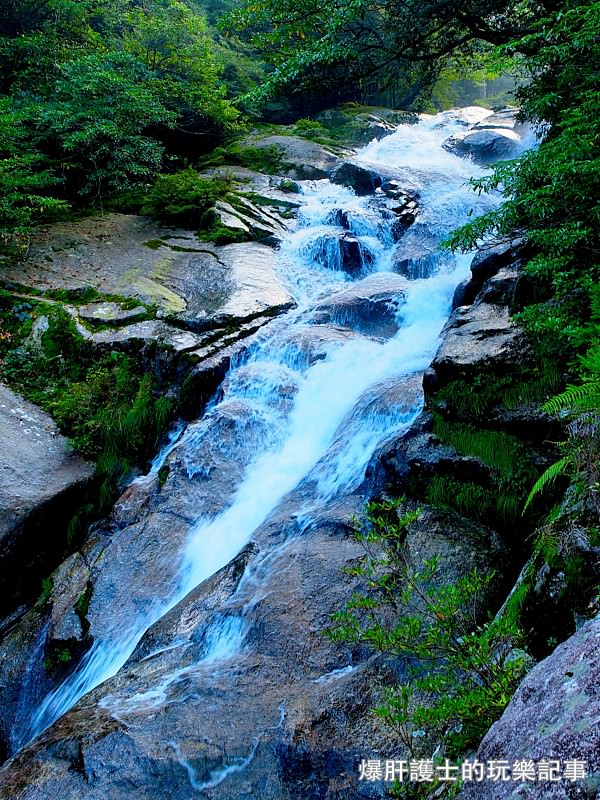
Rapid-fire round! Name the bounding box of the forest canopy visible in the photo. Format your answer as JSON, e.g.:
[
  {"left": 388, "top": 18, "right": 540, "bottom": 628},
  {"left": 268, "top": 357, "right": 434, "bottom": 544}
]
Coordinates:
[
  {"left": 223, "top": 0, "right": 563, "bottom": 108},
  {"left": 0, "top": 0, "right": 238, "bottom": 242}
]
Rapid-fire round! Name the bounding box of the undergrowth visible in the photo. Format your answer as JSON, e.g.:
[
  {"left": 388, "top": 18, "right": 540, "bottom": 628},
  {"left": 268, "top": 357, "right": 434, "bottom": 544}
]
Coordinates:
[
  {"left": 326, "top": 499, "right": 527, "bottom": 797},
  {"left": 0, "top": 291, "right": 175, "bottom": 547}
]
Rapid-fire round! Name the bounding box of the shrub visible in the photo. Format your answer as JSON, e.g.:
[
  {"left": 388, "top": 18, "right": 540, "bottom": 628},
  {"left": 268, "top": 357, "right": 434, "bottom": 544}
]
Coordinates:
[
  {"left": 142, "top": 167, "right": 231, "bottom": 227},
  {"left": 327, "top": 500, "right": 527, "bottom": 765}
]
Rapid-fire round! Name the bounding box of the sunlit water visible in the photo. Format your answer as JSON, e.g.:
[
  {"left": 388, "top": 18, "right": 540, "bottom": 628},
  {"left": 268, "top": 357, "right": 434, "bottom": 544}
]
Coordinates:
[{"left": 15, "top": 112, "right": 499, "bottom": 752}]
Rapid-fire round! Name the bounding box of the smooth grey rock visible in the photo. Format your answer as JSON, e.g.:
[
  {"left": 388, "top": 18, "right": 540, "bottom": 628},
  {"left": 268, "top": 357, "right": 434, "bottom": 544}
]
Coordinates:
[
  {"left": 245, "top": 135, "right": 340, "bottom": 180},
  {"left": 0, "top": 500, "right": 504, "bottom": 800},
  {"left": 0, "top": 384, "right": 94, "bottom": 616},
  {"left": 202, "top": 243, "right": 294, "bottom": 324},
  {"left": 311, "top": 273, "right": 408, "bottom": 338},
  {"left": 460, "top": 614, "right": 600, "bottom": 800},
  {"left": 275, "top": 325, "right": 365, "bottom": 368},
  {"left": 308, "top": 230, "right": 376, "bottom": 276},
  {"left": 214, "top": 199, "right": 286, "bottom": 245},
  {"left": 91, "top": 320, "right": 206, "bottom": 352},
  {"left": 213, "top": 201, "right": 251, "bottom": 235},
  {"left": 89, "top": 244, "right": 294, "bottom": 347},
  {"left": 48, "top": 553, "right": 90, "bottom": 642},
  {"left": 441, "top": 108, "right": 531, "bottom": 165},
  {"left": 4, "top": 215, "right": 294, "bottom": 332},
  {"left": 452, "top": 277, "right": 481, "bottom": 310},
  {"left": 430, "top": 302, "right": 532, "bottom": 384},
  {"left": 443, "top": 127, "right": 522, "bottom": 164},
  {"left": 470, "top": 241, "right": 523, "bottom": 282},
  {"left": 475, "top": 107, "right": 524, "bottom": 131}
]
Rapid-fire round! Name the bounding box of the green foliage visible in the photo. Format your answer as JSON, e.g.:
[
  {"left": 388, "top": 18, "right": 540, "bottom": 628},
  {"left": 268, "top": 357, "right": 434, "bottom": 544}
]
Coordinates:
[
  {"left": 327, "top": 501, "right": 527, "bottom": 760},
  {"left": 74, "top": 582, "right": 93, "bottom": 632},
  {"left": 0, "top": 0, "right": 238, "bottom": 243},
  {"left": 291, "top": 118, "right": 328, "bottom": 138},
  {"left": 142, "top": 167, "right": 231, "bottom": 227},
  {"left": 427, "top": 476, "right": 488, "bottom": 521},
  {"left": 43, "top": 641, "right": 75, "bottom": 675},
  {"left": 0, "top": 99, "right": 69, "bottom": 248},
  {"left": 427, "top": 417, "right": 537, "bottom": 526},
  {"left": 0, "top": 294, "right": 175, "bottom": 526},
  {"left": 433, "top": 418, "right": 534, "bottom": 480},
  {"left": 224, "top": 0, "right": 546, "bottom": 110},
  {"left": 278, "top": 178, "right": 300, "bottom": 193},
  {"left": 449, "top": 3, "right": 600, "bottom": 367},
  {"left": 158, "top": 464, "right": 170, "bottom": 488},
  {"left": 35, "top": 577, "right": 54, "bottom": 610},
  {"left": 501, "top": 363, "right": 561, "bottom": 409},
  {"left": 38, "top": 52, "right": 174, "bottom": 198},
  {"left": 122, "top": 0, "right": 238, "bottom": 128},
  {"left": 201, "top": 142, "right": 286, "bottom": 174},
  {"left": 524, "top": 348, "right": 600, "bottom": 517},
  {"left": 430, "top": 362, "right": 560, "bottom": 420}
]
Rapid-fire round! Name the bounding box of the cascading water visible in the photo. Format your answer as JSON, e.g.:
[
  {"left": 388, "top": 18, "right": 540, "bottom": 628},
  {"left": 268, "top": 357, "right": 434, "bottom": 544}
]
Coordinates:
[{"left": 14, "top": 111, "right": 500, "bottom": 753}]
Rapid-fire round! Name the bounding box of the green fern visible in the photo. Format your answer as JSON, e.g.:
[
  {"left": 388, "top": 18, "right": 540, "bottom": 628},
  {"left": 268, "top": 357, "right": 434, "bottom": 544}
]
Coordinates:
[
  {"left": 523, "top": 456, "right": 572, "bottom": 511},
  {"left": 542, "top": 382, "right": 600, "bottom": 415}
]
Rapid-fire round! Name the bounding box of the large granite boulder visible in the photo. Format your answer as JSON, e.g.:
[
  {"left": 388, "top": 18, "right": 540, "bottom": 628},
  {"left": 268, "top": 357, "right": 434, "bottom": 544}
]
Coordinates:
[
  {"left": 460, "top": 614, "right": 600, "bottom": 800},
  {"left": 0, "top": 384, "right": 94, "bottom": 616},
  {"left": 310, "top": 273, "right": 409, "bottom": 338},
  {"left": 442, "top": 108, "right": 532, "bottom": 165},
  {"left": 425, "top": 301, "right": 532, "bottom": 389},
  {"left": 243, "top": 135, "right": 341, "bottom": 180},
  {"left": 4, "top": 215, "right": 295, "bottom": 343},
  {"left": 213, "top": 197, "right": 287, "bottom": 246},
  {"left": 443, "top": 127, "right": 522, "bottom": 163},
  {"left": 331, "top": 162, "right": 382, "bottom": 196},
  {"left": 307, "top": 230, "right": 376, "bottom": 276},
  {"left": 452, "top": 240, "right": 525, "bottom": 311}
]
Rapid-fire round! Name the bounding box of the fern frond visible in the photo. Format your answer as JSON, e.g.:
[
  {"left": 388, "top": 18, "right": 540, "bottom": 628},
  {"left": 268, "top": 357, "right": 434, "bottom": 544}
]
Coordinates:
[
  {"left": 523, "top": 456, "right": 572, "bottom": 512},
  {"left": 542, "top": 382, "right": 600, "bottom": 415}
]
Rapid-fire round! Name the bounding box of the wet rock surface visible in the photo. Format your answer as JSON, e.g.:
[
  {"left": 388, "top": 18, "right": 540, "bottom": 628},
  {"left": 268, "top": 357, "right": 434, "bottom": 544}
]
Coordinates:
[
  {"left": 78, "top": 302, "right": 149, "bottom": 327},
  {"left": 331, "top": 162, "right": 382, "bottom": 195},
  {"left": 3, "top": 215, "right": 295, "bottom": 358},
  {"left": 311, "top": 273, "right": 408, "bottom": 338},
  {"left": 442, "top": 107, "right": 532, "bottom": 165},
  {"left": 452, "top": 240, "right": 525, "bottom": 310},
  {"left": 429, "top": 301, "right": 532, "bottom": 386},
  {"left": 460, "top": 614, "right": 600, "bottom": 800},
  {"left": 0, "top": 497, "right": 503, "bottom": 800},
  {"left": 0, "top": 384, "right": 94, "bottom": 616},
  {"left": 0, "top": 109, "right": 554, "bottom": 800}
]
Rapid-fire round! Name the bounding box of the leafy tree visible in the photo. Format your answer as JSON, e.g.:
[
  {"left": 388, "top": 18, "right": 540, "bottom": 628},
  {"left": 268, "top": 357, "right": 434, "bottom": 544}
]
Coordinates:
[
  {"left": 0, "top": 0, "right": 238, "bottom": 240},
  {"left": 33, "top": 52, "right": 175, "bottom": 199},
  {"left": 223, "top": 0, "right": 560, "bottom": 108},
  {"left": 448, "top": 2, "right": 600, "bottom": 362},
  {"left": 0, "top": 99, "right": 68, "bottom": 250},
  {"left": 122, "top": 0, "right": 238, "bottom": 130}
]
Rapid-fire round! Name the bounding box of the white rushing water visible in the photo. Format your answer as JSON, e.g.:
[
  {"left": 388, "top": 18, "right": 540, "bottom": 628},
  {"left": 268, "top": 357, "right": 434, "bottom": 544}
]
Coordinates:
[{"left": 17, "top": 112, "right": 498, "bottom": 750}]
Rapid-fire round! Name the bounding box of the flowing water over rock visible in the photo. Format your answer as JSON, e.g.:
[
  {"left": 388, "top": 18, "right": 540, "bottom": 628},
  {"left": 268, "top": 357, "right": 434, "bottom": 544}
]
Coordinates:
[{"left": 5, "top": 113, "right": 501, "bottom": 793}]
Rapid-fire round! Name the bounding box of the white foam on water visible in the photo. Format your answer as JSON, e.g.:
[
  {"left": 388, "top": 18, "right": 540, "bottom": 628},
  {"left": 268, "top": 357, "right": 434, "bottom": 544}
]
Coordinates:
[{"left": 18, "top": 110, "right": 499, "bottom": 750}]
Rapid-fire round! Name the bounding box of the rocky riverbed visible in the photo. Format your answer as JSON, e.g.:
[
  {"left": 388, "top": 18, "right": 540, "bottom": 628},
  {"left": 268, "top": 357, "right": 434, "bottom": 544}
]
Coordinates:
[{"left": 1, "top": 106, "right": 595, "bottom": 800}]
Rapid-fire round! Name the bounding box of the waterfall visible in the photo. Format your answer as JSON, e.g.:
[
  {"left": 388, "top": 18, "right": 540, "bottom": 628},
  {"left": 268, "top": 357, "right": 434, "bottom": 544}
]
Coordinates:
[{"left": 15, "top": 112, "right": 498, "bottom": 752}]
